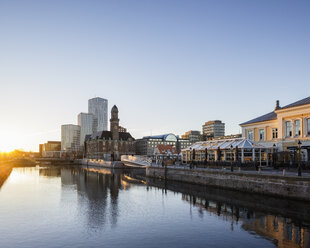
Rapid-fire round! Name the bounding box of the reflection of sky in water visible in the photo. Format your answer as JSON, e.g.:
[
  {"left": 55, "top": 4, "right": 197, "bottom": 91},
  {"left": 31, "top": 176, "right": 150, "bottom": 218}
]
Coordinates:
[{"left": 0, "top": 167, "right": 309, "bottom": 248}]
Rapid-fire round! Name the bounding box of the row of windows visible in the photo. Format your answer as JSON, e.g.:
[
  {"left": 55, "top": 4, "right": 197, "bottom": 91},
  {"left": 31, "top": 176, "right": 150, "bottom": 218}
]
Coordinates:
[
  {"left": 248, "top": 128, "right": 277, "bottom": 141},
  {"left": 247, "top": 118, "right": 310, "bottom": 141},
  {"left": 285, "top": 119, "right": 306, "bottom": 137}
]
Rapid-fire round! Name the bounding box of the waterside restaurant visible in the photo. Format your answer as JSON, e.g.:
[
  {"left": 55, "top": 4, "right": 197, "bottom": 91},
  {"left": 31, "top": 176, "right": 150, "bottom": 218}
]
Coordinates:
[{"left": 181, "top": 138, "right": 274, "bottom": 165}]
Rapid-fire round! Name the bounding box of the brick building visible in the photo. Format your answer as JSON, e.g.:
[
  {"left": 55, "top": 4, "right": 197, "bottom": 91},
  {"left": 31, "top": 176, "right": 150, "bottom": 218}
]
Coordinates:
[{"left": 84, "top": 105, "right": 135, "bottom": 160}]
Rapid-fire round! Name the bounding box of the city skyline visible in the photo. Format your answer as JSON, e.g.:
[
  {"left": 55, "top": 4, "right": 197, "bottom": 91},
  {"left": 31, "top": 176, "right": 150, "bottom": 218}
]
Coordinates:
[
  {"left": 1, "top": 2, "right": 310, "bottom": 248},
  {"left": 0, "top": 0, "right": 309, "bottom": 152}
]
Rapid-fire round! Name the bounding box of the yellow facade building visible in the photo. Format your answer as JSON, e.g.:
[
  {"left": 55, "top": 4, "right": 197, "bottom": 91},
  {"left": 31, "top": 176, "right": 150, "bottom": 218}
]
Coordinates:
[{"left": 240, "top": 97, "right": 310, "bottom": 161}]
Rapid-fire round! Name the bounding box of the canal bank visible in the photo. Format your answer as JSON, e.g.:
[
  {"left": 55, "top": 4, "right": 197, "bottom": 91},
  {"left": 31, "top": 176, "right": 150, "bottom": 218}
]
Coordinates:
[
  {"left": 0, "top": 164, "right": 13, "bottom": 188},
  {"left": 146, "top": 166, "right": 310, "bottom": 201}
]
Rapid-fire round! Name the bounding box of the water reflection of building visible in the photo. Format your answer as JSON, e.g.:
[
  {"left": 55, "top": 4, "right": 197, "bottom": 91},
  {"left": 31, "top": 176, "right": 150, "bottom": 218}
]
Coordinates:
[
  {"left": 181, "top": 194, "right": 310, "bottom": 248},
  {"left": 145, "top": 177, "right": 310, "bottom": 248},
  {"left": 39, "top": 167, "right": 61, "bottom": 177},
  {"left": 242, "top": 215, "right": 310, "bottom": 248},
  {"left": 60, "top": 168, "right": 121, "bottom": 229},
  {"left": 57, "top": 166, "right": 144, "bottom": 229}
]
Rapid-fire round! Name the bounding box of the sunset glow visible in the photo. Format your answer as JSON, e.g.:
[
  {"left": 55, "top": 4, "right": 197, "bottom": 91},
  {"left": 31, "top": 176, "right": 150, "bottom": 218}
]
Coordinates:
[{"left": 0, "top": 132, "right": 17, "bottom": 153}]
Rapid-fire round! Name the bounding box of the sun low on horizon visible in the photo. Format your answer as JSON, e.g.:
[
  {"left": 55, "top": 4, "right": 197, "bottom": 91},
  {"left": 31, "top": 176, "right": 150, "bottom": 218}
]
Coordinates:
[
  {"left": 0, "top": 131, "right": 32, "bottom": 153},
  {"left": 0, "top": 141, "right": 22, "bottom": 153}
]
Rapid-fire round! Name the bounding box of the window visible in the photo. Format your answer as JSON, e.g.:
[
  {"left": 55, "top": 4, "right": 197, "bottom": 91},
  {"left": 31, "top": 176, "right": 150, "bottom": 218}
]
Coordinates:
[
  {"left": 259, "top": 129, "right": 265, "bottom": 141},
  {"left": 272, "top": 128, "right": 278, "bottom": 139},
  {"left": 248, "top": 130, "right": 253, "bottom": 141},
  {"left": 294, "top": 120, "right": 301, "bottom": 136},
  {"left": 286, "top": 121, "right": 292, "bottom": 137},
  {"left": 308, "top": 119, "right": 310, "bottom": 135}
]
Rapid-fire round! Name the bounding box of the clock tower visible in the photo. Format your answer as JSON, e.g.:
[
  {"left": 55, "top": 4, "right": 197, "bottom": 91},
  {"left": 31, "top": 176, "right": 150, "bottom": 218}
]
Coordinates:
[{"left": 110, "top": 105, "right": 119, "bottom": 141}]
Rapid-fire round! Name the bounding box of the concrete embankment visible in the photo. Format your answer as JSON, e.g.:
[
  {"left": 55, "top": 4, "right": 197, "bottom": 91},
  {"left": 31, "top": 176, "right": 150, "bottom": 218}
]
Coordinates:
[{"left": 146, "top": 166, "right": 310, "bottom": 201}]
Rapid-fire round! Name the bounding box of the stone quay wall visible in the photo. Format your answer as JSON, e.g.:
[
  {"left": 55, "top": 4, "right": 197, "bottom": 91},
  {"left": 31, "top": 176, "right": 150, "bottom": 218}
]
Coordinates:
[{"left": 146, "top": 166, "right": 310, "bottom": 201}]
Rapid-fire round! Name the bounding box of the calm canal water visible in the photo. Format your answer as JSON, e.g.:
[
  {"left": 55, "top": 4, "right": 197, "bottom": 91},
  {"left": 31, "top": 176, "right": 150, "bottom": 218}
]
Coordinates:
[{"left": 0, "top": 165, "right": 309, "bottom": 248}]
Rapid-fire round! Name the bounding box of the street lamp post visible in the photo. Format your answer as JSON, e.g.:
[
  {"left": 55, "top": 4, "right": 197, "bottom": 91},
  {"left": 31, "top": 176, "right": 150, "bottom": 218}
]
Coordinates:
[
  {"left": 298, "top": 140, "right": 302, "bottom": 177},
  {"left": 189, "top": 147, "right": 192, "bottom": 169},
  {"left": 273, "top": 143, "right": 276, "bottom": 168},
  {"left": 230, "top": 145, "right": 233, "bottom": 172},
  {"left": 193, "top": 149, "right": 196, "bottom": 168}
]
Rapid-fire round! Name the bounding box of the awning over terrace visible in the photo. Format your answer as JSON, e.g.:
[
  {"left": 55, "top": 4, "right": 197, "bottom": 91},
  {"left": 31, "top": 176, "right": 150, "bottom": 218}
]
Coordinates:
[
  {"left": 182, "top": 138, "right": 267, "bottom": 151},
  {"left": 181, "top": 138, "right": 274, "bottom": 164}
]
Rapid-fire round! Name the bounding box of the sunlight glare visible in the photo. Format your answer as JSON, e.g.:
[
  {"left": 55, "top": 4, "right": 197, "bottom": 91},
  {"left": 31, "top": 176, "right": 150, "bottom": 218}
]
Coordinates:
[{"left": 0, "top": 131, "right": 23, "bottom": 153}]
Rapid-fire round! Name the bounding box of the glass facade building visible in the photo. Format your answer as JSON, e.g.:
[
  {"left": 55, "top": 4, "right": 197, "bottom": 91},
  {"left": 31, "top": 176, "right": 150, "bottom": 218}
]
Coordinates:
[
  {"left": 78, "top": 113, "right": 94, "bottom": 146},
  {"left": 88, "top": 97, "right": 108, "bottom": 132},
  {"left": 61, "top": 124, "right": 81, "bottom": 151}
]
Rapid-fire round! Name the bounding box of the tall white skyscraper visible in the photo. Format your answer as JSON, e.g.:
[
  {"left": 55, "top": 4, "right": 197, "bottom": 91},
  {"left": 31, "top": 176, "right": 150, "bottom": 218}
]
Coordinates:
[
  {"left": 88, "top": 97, "right": 108, "bottom": 132},
  {"left": 78, "top": 112, "right": 94, "bottom": 146},
  {"left": 61, "top": 124, "right": 81, "bottom": 151}
]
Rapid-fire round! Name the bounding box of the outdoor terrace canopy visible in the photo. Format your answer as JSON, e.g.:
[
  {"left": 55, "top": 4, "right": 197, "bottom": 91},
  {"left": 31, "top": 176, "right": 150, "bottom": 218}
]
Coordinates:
[
  {"left": 182, "top": 138, "right": 272, "bottom": 163},
  {"left": 182, "top": 138, "right": 267, "bottom": 151}
]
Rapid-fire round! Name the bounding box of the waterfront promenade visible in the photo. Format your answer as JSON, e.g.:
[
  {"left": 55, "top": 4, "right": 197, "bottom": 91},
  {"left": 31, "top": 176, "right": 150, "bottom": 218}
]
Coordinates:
[{"left": 150, "top": 163, "right": 310, "bottom": 178}]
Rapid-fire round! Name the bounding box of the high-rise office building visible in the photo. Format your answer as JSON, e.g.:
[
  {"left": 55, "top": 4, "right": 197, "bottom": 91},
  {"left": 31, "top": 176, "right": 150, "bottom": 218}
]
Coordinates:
[
  {"left": 61, "top": 124, "right": 81, "bottom": 151},
  {"left": 78, "top": 113, "right": 94, "bottom": 146},
  {"left": 88, "top": 97, "right": 108, "bottom": 132},
  {"left": 202, "top": 120, "right": 225, "bottom": 139}
]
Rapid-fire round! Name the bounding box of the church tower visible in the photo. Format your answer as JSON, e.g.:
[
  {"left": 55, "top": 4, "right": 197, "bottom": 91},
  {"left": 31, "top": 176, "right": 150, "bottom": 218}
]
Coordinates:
[{"left": 110, "top": 105, "right": 119, "bottom": 140}]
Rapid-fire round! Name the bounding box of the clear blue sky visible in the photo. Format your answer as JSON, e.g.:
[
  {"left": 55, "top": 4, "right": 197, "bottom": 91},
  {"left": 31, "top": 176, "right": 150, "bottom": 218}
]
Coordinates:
[{"left": 0, "top": 0, "right": 309, "bottom": 151}]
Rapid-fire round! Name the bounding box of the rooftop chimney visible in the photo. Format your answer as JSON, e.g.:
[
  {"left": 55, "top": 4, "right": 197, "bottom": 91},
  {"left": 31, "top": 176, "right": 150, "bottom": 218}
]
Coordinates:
[{"left": 275, "top": 100, "right": 280, "bottom": 110}]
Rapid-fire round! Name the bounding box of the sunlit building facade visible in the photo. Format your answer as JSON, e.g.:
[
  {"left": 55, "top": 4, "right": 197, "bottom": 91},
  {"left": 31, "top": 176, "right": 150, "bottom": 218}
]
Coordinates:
[
  {"left": 202, "top": 120, "right": 225, "bottom": 139},
  {"left": 41, "top": 141, "right": 61, "bottom": 158},
  {"left": 118, "top": 126, "right": 127, "bottom": 133},
  {"left": 61, "top": 124, "right": 81, "bottom": 151},
  {"left": 240, "top": 97, "right": 310, "bottom": 161},
  {"left": 181, "top": 130, "right": 202, "bottom": 142}
]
